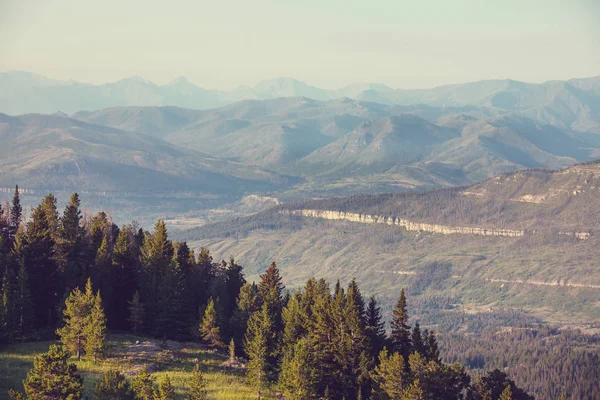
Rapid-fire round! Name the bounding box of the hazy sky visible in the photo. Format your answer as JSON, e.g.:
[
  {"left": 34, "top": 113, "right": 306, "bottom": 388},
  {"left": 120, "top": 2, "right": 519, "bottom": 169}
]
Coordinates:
[{"left": 1, "top": 0, "right": 599, "bottom": 89}]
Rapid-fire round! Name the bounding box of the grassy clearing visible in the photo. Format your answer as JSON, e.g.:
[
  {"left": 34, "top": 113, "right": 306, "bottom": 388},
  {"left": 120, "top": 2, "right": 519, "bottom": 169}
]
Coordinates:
[{"left": 0, "top": 334, "right": 276, "bottom": 400}]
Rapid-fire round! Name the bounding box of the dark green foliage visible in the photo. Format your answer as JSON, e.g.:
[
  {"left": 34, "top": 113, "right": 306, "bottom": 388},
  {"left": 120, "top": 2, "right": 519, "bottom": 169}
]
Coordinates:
[
  {"left": 365, "top": 295, "right": 386, "bottom": 358},
  {"left": 279, "top": 337, "right": 318, "bottom": 399},
  {"left": 200, "top": 297, "right": 223, "bottom": 348},
  {"left": 257, "top": 262, "right": 284, "bottom": 374},
  {"left": 9, "top": 185, "right": 22, "bottom": 243},
  {"left": 10, "top": 344, "right": 84, "bottom": 400},
  {"left": 22, "top": 201, "right": 59, "bottom": 328},
  {"left": 127, "top": 291, "right": 145, "bottom": 334},
  {"left": 140, "top": 220, "right": 173, "bottom": 335},
  {"left": 58, "top": 193, "right": 87, "bottom": 292},
  {"left": 467, "top": 370, "right": 534, "bottom": 400},
  {"left": 94, "top": 370, "right": 134, "bottom": 400},
  {"left": 111, "top": 226, "right": 141, "bottom": 330},
  {"left": 390, "top": 289, "right": 411, "bottom": 364},
  {"left": 232, "top": 282, "right": 260, "bottom": 355},
  {"left": 411, "top": 323, "right": 425, "bottom": 357},
  {"left": 244, "top": 303, "right": 274, "bottom": 396}
]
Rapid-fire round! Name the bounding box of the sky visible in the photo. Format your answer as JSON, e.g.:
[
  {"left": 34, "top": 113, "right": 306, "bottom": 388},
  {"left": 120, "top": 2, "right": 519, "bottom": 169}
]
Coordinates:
[{"left": 1, "top": 0, "right": 599, "bottom": 90}]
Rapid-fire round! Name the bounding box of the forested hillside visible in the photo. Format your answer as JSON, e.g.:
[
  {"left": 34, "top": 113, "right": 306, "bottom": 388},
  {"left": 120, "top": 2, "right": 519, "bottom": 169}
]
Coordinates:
[{"left": 1, "top": 187, "right": 598, "bottom": 399}]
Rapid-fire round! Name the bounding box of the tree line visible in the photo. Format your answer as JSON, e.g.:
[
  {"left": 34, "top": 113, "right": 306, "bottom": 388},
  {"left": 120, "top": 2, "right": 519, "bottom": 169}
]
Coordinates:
[{"left": 1, "top": 187, "right": 536, "bottom": 399}]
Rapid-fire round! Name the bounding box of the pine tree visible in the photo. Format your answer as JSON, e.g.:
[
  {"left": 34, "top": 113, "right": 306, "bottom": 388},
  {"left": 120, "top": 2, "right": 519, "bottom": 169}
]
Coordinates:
[
  {"left": 231, "top": 282, "right": 259, "bottom": 354},
  {"left": 282, "top": 291, "right": 305, "bottom": 354},
  {"left": 424, "top": 330, "right": 440, "bottom": 363},
  {"left": 390, "top": 289, "right": 411, "bottom": 364},
  {"left": 219, "top": 257, "right": 245, "bottom": 321},
  {"left": 258, "top": 262, "right": 284, "bottom": 330},
  {"left": 245, "top": 303, "right": 274, "bottom": 399},
  {"left": 131, "top": 366, "right": 156, "bottom": 400},
  {"left": 56, "top": 279, "right": 94, "bottom": 360},
  {"left": 157, "top": 375, "right": 176, "bottom": 400},
  {"left": 0, "top": 267, "right": 16, "bottom": 341},
  {"left": 257, "top": 262, "right": 284, "bottom": 374},
  {"left": 9, "top": 344, "right": 84, "bottom": 400},
  {"left": 411, "top": 323, "right": 425, "bottom": 356},
  {"left": 58, "top": 193, "right": 86, "bottom": 291},
  {"left": 187, "top": 363, "right": 208, "bottom": 400},
  {"left": 23, "top": 202, "right": 59, "bottom": 328},
  {"left": 112, "top": 226, "right": 140, "bottom": 330},
  {"left": 94, "top": 370, "right": 134, "bottom": 400},
  {"left": 279, "top": 337, "right": 318, "bottom": 400},
  {"left": 372, "top": 350, "right": 408, "bottom": 399},
  {"left": 14, "top": 259, "right": 33, "bottom": 337},
  {"left": 128, "top": 291, "right": 145, "bottom": 334},
  {"left": 200, "top": 297, "right": 223, "bottom": 348},
  {"left": 84, "top": 290, "right": 107, "bottom": 361},
  {"left": 139, "top": 220, "right": 173, "bottom": 334},
  {"left": 365, "top": 295, "right": 386, "bottom": 358},
  {"left": 40, "top": 193, "right": 59, "bottom": 238},
  {"left": 9, "top": 185, "right": 22, "bottom": 243}
]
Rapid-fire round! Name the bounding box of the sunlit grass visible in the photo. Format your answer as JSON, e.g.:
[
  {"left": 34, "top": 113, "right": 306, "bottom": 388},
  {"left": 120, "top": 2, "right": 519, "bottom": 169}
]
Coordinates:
[{"left": 0, "top": 334, "right": 276, "bottom": 399}]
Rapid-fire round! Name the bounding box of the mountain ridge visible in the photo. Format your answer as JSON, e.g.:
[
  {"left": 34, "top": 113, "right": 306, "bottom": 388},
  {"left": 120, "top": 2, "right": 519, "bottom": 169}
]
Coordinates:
[{"left": 3, "top": 71, "right": 600, "bottom": 135}]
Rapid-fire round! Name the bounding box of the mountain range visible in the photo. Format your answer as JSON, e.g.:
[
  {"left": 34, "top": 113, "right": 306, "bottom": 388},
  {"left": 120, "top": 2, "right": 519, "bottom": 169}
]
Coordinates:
[
  {"left": 2, "top": 71, "right": 600, "bottom": 134},
  {"left": 2, "top": 72, "right": 600, "bottom": 216},
  {"left": 70, "top": 97, "right": 600, "bottom": 197},
  {"left": 0, "top": 112, "right": 293, "bottom": 194}
]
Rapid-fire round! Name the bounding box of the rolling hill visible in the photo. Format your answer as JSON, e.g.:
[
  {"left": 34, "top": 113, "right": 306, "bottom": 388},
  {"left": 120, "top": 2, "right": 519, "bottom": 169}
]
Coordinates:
[
  {"left": 0, "top": 112, "right": 293, "bottom": 194},
  {"left": 70, "top": 98, "right": 600, "bottom": 196},
  {"left": 177, "top": 162, "right": 600, "bottom": 326}
]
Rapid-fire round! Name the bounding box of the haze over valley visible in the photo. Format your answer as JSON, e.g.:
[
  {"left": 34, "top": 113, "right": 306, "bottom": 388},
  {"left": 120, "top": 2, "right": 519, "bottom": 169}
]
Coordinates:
[{"left": 1, "top": 1, "right": 600, "bottom": 398}]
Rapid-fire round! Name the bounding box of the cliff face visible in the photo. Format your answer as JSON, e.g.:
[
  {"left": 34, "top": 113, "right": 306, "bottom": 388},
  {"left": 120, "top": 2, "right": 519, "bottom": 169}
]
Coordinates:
[{"left": 284, "top": 209, "right": 590, "bottom": 239}]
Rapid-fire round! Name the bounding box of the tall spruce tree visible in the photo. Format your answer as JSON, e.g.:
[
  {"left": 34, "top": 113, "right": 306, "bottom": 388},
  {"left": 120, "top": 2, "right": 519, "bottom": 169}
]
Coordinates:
[
  {"left": 23, "top": 202, "right": 59, "bottom": 328},
  {"left": 365, "top": 295, "right": 386, "bottom": 358},
  {"left": 128, "top": 291, "right": 145, "bottom": 334},
  {"left": 112, "top": 226, "right": 140, "bottom": 330},
  {"left": 279, "top": 337, "right": 318, "bottom": 400},
  {"left": 84, "top": 290, "right": 107, "bottom": 361},
  {"left": 257, "top": 262, "right": 284, "bottom": 373},
  {"left": 8, "top": 185, "right": 22, "bottom": 243},
  {"left": 424, "top": 330, "right": 440, "bottom": 363},
  {"left": 58, "top": 193, "right": 86, "bottom": 292},
  {"left": 0, "top": 267, "right": 17, "bottom": 342},
  {"left": 372, "top": 349, "right": 409, "bottom": 400},
  {"left": 9, "top": 344, "right": 84, "bottom": 400},
  {"left": 56, "top": 278, "right": 94, "bottom": 360},
  {"left": 140, "top": 220, "right": 173, "bottom": 334},
  {"left": 411, "top": 323, "right": 425, "bottom": 357},
  {"left": 390, "top": 289, "right": 411, "bottom": 365},
  {"left": 232, "top": 282, "right": 260, "bottom": 355},
  {"left": 200, "top": 297, "right": 223, "bottom": 348},
  {"left": 245, "top": 303, "right": 275, "bottom": 398},
  {"left": 14, "top": 259, "right": 33, "bottom": 337},
  {"left": 281, "top": 291, "right": 305, "bottom": 356},
  {"left": 40, "top": 194, "right": 59, "bottom": 239}
]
